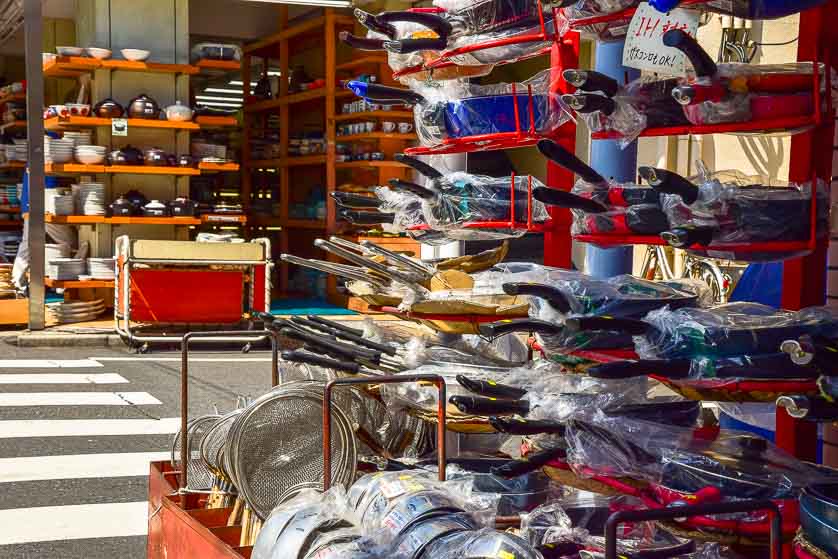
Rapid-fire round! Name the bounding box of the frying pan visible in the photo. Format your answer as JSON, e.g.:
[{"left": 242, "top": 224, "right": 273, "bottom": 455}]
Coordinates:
[
  {"left": 650, "top": 0, "right": 828, "bottom": 20},
  {"left": 640, "top": 165, "right": 825, "bottom": 250},
  {"left": 559, "top": 0, "right": 640, "bottom": 41},
  {"left": 422, "top": 529, "right": 544, "bottom": 559},
  {"left": 567, "top": 302, "right": 838, "bottom": 360},
  {"left": 537, "top": 140, "right": 661, "bottom": 207},
  {"left": 346, "top": 71, "right": 561, "bottom": 144},
  {"left": 799, "top": 483, "right": 838, "bottom": 557}
]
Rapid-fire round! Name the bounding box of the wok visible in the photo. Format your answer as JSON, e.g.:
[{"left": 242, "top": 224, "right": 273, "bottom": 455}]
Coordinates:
[{"left": 800, "top": 483, "right": 838, "bottom": 557}]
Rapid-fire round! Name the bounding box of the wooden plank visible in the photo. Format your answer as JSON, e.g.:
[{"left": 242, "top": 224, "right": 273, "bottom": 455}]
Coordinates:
[
  {"left": 334, "top": 160, "right": 408, "bottom": 169},
  {"left": 44, "top": 215, "right": 106, "bottom": 224},
  {"left": 0, "top": 206, "right": 20, "bottom": 213},
  {"left": 335, "top": 55, "right": 387, "bottom": 72},
  {"left": 335, "top": 132, "right": 416, "bottom": 142},
  {"left": 44, "top": 279, "right": 114, "bottom": 289},
  {"left": 196, "top": 59, "right": 241, "bottom": 71},
  {"left": 45, "top": 163, "right": 106, "bottom": 174},
  {"left": 198, "top": 162, "right": 240, "bottom": 172},
  {"left": 284, "top": 219, "right": 327, "bottom": 230},
  {"left": 107, "top": 216, "right": 202, "bottom": 225},
  {"left": 195, "top": 116, "right": 238, "bottom": 128},
  {"left": 244, "top": 89, "right": 330, "bottom": 113},
  {"left": 243, "top": 16, "right": 326, "bottom": 54},
  {"left": 201, "top": 214, "right": 247, "bottom": 224},
  {"left": 0, "top": 298, "right": 28, "bottom": 326},
  {"left": 246, "top": 155, "right": 326, "bottom": 169},
  {"left": 108, "top": 165, "right": 201, "bottom": 176},
  {"left": 333, "top": 110, "right": 414, "bottom": 122},
  {"left": 100, "top": 60, "right": 199, "bottom": 75},
  {"left": 45, "top": 116, "right": 200, "bottom": 131}
]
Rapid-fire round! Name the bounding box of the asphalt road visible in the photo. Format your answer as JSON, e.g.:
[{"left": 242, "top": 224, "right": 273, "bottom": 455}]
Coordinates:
[{"left": 0, "top": 342, "right": 279, "bottom": 558}]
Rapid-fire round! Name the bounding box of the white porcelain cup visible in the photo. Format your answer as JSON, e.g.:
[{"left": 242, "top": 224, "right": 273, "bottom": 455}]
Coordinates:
[
  {"left": 398, "top": 122, "right": 414, "bottom": 134},
  {"left": 382, "top": 121, "right": 396, "bottom": 133}
]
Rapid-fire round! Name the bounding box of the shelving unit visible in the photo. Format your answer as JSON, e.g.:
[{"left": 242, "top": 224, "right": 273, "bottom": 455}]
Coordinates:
[
  {"left": 44, "top": 214, "right": 246, "bottom": 225},
  {"left": 44, "top": 116, "right": 201, "bottom": 131}
]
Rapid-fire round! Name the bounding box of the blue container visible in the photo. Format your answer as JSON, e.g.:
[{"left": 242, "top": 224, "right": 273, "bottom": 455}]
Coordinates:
[
  {"left": 650, "top": 0, "right": 826, "bottom": 19},
  {"left": 444, "top": 93, "right": 550, "bottom": 138}
]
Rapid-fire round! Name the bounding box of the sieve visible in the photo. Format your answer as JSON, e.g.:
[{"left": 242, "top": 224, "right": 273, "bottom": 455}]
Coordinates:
[{"left": 171, "top": 414, "right": 221, "bottom": 492}]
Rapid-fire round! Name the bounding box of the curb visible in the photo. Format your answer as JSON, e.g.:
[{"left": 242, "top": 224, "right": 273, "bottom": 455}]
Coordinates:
[{"left": 10, "top": 333, "right": 124, "bottom": 348}]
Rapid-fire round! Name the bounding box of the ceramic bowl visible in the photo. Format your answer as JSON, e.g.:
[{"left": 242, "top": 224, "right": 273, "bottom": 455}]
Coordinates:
[
  {"left": 66, "top": 103, "right": 91, "bottom": 117},
  {"left": 56, "top": 46, "right": 84, "bottom": 57},
  {"left": 42, "top": 53, "right": 57, "bottom": 65},
  {"left": 121, "top": 48, "right": 151, "bottom": 62},
  {"left": 86, "top": 47, "right": 112, "bottom": 60}
]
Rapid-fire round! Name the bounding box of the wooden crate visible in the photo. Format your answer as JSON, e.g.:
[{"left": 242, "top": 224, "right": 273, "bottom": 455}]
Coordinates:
[{"left": 0, "top": 298, "right": 28, "bottom": 325}]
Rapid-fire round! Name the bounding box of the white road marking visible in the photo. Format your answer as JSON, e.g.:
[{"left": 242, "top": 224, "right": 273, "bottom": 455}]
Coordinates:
[
  {"left": 92, "top": 357, "right": 272, "bottom": 362},
  {"left": 0, "top": 502, "right": 148, "bottom": 545},
  {"left": 0, "top": 452, "right": 170, "bottom": 483},
  {"left": 0, "top": 417, "right": 180, "bottom": 438},
  {"left": 0, "top": 392, "right": 161, "bottom": 407},
  {"left": 0, "top": 373, "right": 129, "bottom": 385},
  {"left": 0, "top": 359, "right": 103, "bottom": 368}
]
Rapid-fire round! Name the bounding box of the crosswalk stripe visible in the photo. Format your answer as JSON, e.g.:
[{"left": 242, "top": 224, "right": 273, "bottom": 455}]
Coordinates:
[
  {"left": 0, "top": 452, "right": 170, "bottom": 483},
  {"left": 0, "top": 417, "right": 180, "bottom": 439},
  {"left": 0, "top": 392, "right": 162, "bottom": 407},
  {"left": 0, "top": 373, "right": 129, "bottom": 385},
  {"left": 93, "top": 357, "right": 273, "bottom": 362},
  {"left": 0, "top": 359, "right": 103, "bottom": 368},
  {"left": 0, "top": 502, "right": 148, "bottom": 545}
]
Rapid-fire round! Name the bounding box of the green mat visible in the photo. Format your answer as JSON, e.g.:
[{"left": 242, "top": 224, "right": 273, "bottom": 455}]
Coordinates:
[{"left": 270, "top": 298, "right": 357, "bottom": 316}]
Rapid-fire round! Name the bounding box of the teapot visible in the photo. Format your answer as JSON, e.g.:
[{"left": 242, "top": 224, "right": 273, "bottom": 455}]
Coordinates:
[
  {"left": 164, "top": 101, "right": 194, "bottom": 122},
  {"left": 127, "top": 93, "right": 160, "bottom": 119},
  {"left": 109, "top": 145, "right": 144, "bottom": 165},
  {"left": 93, "top": 98, "right": 124, "bottom": 118}
]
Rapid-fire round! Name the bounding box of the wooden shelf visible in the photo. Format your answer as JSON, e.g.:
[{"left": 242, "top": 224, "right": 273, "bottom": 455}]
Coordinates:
[
  {"left": 249, "top": 215, "right": 326, "bottom": 229},
  {"left": 45, "top": 116, "right": 200, "bottom": 131},
  {"left": 45, "top": 213, "right": 246, "bottom": 225},
  {"left": 45, "top": 163, "right": 106, "bottom": 174},
  {"left": 0, "top": 206, "right": 20, "bottom": 213},
  {"left": 335, "top": 132, "right": 416, "bottom": 142},
  {"left": 45, "top": 278, "right": 114, "bottom": 289},
  {"left": 195, "top": 115, "right": 238, "bottom": 128},
  {"left": 243, "top": 15, "right": 352, "bottom": 55},
  {"left": 247, "top": 155, "right": 326, "bottom": 168},
  {"left": 0, "top": 161, "right": 25, "bottom": 170},
  {"left": 201, "top": 214, "right": 247, "bottom": 224},
  {"left": 195, "top": 59, "right": 241, "bottom": 71},
  {"left": 333, "top": 110, "right": 414, "bottom": 122},
  {"left": 335, "top": 160, "right": 408, "bottom": 169},
  {"left": 0, "top": 120, "right": 26, "bottom": 132},
  {"left": 245, "top": 89, "right": 352, "bottom": 113},
  {"left": 45, "top": 214, "right": 105, "bottom": 224},
  {"left": 107, "top": 165, "right": 201, "bottom": 176},
  {"left": 335, "top": 55, "right": 387, "bottom": 72},
  {"left": 0, "top": 219, "right": 21, "bottom": 227},
  {"left": 198, "top": 162, "right": 240, "bottom": 172},
  {"left": 43, "top": 56, "right": 199, "bottom": 77}
]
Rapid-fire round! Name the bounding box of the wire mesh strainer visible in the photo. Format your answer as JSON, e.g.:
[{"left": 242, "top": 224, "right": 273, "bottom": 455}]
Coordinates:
[
  {"left": 229, "top": 381, "right": 357, "bottom": 520},
  {"left": 171, "top": 414, "right": 221, "bottom": 491}
]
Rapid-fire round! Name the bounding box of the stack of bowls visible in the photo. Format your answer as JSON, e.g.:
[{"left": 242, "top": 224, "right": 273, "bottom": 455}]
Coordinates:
[
  {"left": 87, "top": 257, "right": 115, "bottom": 280},
  {"left": 74, "top": 145, "right": 106, "bottom": 165},
  {"left": 47, "top": 299, "right": 107, "bottom": 324},
  {"left": 45, "top": 189, "right": 75, "bottom": 215},
  {"left": 63, "top": 130, "right": 93, "bottom": 148},
  {"left": 48, "top": 257, "right": 85, "bottom": 280},
  {"left": 77, "top": 183, "right": 106, "bottom": 215},
  {"left": 45, "top": 137, "right": 75, "bottom": 164},
  {"left": 12, "top": 139, "right": 27, "bottom": 162}
]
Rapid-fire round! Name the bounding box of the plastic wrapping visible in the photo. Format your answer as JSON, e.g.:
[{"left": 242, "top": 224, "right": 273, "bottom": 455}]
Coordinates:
[
  {"left": 564, "top": 415, "right": 838, "bottom": 502},
  {"left": 570, "top": 204, "right": 670, "bottom": 236},
  {"left": 558, "top": 0, "right": 639, "bottom": 41},
  {"left": 418, "top": 528, "right": 544, "bottom": 559},
  {"left": 651, "top": 0, "right": 828, "bottom": 20},
  {"left": 635, "top": 302, "right": 838, "bottom": 360}
]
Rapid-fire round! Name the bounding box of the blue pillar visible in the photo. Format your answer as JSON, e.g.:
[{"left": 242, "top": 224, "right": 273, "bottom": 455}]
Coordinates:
[{"left": 585, "top": 41, "right": 640, "bottom": 279}]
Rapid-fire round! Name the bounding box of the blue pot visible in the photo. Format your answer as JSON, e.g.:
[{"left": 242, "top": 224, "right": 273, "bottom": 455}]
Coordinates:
[
  {"left": 650, "top": 0, "right": 827, "bottom": 19},
  {"left": 800, "top": 483, "right": 838, "bottom": 556}
]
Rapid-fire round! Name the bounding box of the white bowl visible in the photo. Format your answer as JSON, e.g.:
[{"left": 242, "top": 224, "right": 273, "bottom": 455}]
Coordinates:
[
  {"left": 42, "top": 53, "right": 57, "bottom": 64},
  {"left": 86, "top": 47, "right": 112, "bottom": 59},
  {"left": 121, "top": 48, "right": 151, "bottom": 62},
  {"left": 75, "top": 153, "right": 106, "bottom": 165},
  {"left": 56, "top": 46, "right": 84, "bottom": 57}
]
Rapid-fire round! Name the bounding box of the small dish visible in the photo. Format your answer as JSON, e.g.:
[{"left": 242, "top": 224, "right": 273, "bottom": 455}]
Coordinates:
[
  {"left": 86, "top": 47, "right": 112, "bottom": 60},
  {"left": 56, "top": 46, "right": 84, "bottom": 57},
  {"left": 121, "top": 48, "right": 151, "bottom": 62}
]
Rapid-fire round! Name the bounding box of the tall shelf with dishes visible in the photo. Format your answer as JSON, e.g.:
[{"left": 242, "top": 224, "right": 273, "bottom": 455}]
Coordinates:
[{"left": 0, "top": 83, "right": 27, "bottom": 315}]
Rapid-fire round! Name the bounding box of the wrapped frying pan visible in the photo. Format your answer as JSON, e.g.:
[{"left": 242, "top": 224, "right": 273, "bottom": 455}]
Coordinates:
[
  {"left": 346, "top": 68, "right": 569, "bottom": 147},
  {"left": 641, "top": 164, "right": 828, "bottom": 261},
  {"left": 558, "top": 0, "right": 640, "bottom": 41},
  {"left": 567, "top": 302, "right": 838, "bottom": 360},
  {"left": 651, "top": 0, "right": 828, "bottom": 20}
]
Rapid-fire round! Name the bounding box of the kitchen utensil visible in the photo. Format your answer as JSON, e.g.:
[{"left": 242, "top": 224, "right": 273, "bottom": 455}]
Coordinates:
[
  {"left": 93, "top": 98, "right": 125, "bottom": 118},
  {"left": 651, "top": 0, "right": 828, "bottom": 19},
  {"left": 800, "top": 483, "right": 838, "bottom": 556},
  {"left": 127, "top": 93, "right": 161, "bottom": 119},
  {"left": 143, "top": 147, "right": 169, "bottom": 167},
  {"left": 170, "top": 197, "right": 197, "bottom": 217},
  {"left": 109, "top": 145, "right": 144, "bottom": 165},
  {"left": 85, "top": 47, "right": 112, "bottom": 59},
  {"left": 121, "top": 48, "right": 151, "bottom": 61},
  {"left": 143, "top": 200, "right": 170, "bottom": 217},
  {"left": 165, "top": 101, "right": 194, "bottom": 122},
  {"left": 56, "top": 46, "right": 84, "bottom": 56}
]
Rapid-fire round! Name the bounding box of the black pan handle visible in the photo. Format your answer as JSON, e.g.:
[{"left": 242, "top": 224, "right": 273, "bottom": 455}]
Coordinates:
[
  {"left": 291, "top": 316, "right": 397, "bottom": 356},
  {"left": 489, "top": 417, "right": 566, "bottom": 436},
  {"left": 564, "top": 316, "right": 651, "bottom": 335},
  {"left": 330, "top": 192, "right": 381, "bottom": 209},
  {"left": 605, "top": 401, "right": 701, "bottom": 428},
  {"left": 353, "top": 8, "right": 398, "bottom": 38},
  {"left": 479, "top": 319, "right": 563, "bottom": 338},
  {"left": 384, "top": 37, "right": 448, "bottom": 54},
  {"left": 491, "top": 447, "right": 567, "bottom": 479},
  {"left": 339, "top": 32, "right": 387, "bottom": 51},
  {"left": 253, "top": 311, "right": 277, "bottom": 324},
  {"left": 661, "top": 226, "right": 716, "bottom": 248},
  {"left": 281, "top": 350, "right": 361, "bottom": 374},
  {"left": 587, "top": 359, "right": 694, "bottom": 380},
  {"left": 449, "top": 395, "right": 530, "bottom": 416},
  {"left": 533, "top": 187, "right": 609, "bottom": 213},
  {"left": 455, "top": 374, "right": 527, "bottom": 399},
  {"left": 280, "top": 327, "right": 380, "bottom": 364},
  {"left": 562, "top": 69, "right": 620, "bottom": 98},
  {"left": 537, "top": 140, "right": 606, "bottom": 185},
  {"left": 562, "top": 93, "right": 616, "bottom": 116},
  {"left": 502, "top": 282, "right": 572, "bottom": 314},
  {"left": 341, "top": 210, "right": 395, "bottom": 225},
  {"left": 394, "top": 153, "right": 444, "bottom": 179},
  {"left": 388, "top": 178, "right": 436, "bottom": 200},
  {"left": 346, "top": 81, "right": 425, "bottom": 105},
  {"left": 375, "top": 10, "right": 453, "bottom": 38},
  {"left": 638, "top": 167, "right": 699, "bottom": 204},
  {"left": 307, "top": 315, "right": 364, "bottom": 337},
  {"left": 662, "top": 29, "right": 717, "bottom": 78}
]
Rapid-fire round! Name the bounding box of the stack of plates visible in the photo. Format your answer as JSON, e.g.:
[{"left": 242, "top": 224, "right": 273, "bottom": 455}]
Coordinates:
[
  {"left": 44, "top": 243, "right": 72, "bottom": 277},
  {"left": 74, "top": 145, "right": 106, "bottom": 165},
  {"left": 45, "top": 189, "right": 75, "bottom": 215},
  {"left": 48, "top": 257, "right": 85, "bottom": 280},
  {"left": 1, "top": 233, "right": 20, "bottom": 260},
  {"left": 12, "top": 140, "right": 27, "bottom": 162},
  {"left": 87, "top": 257, "right": 115, "bottom": 279},
  {"left": 45, "top": 137, "right": 75, "bottom": 164},
  {"left": 62, "top": 130, "right": 93, "bottom": 148},
  {"left": 1, "top": 184, "right": 19, "bottom": 206},
  {"left": 47, "top": 299, "right": 106, "bottom": 324},
  {"left": 0, "top": 264, "right": 13, "bottom": 297},
  {"left": 77, "top": 183, "right": 106, "bottom": 215}
]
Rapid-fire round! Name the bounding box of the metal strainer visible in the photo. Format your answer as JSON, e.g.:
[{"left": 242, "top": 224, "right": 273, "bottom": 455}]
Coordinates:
[
  {"left": 229, "top": 381, "right": 357, "bottom": 520},
  {"left": 200, "top": 409, "right": 243, "bottom": 508},
  {"left": 171, "top": 414, "right": 221, "bottom": 491}
]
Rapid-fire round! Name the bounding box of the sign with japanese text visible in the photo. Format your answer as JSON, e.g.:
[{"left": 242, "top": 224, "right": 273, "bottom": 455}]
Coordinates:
[{"left": 622, "top": 2, "right": 700, "bottom": 76}]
